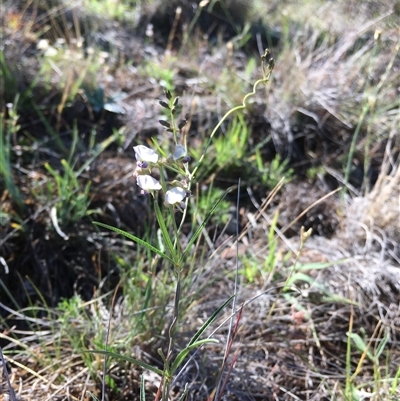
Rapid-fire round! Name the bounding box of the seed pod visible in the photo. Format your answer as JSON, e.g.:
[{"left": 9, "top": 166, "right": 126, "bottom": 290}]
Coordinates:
[
  {"left": 159, "top": 100, "right": 170, "bottom": 109},
  {"left": 178, "top": 119, "right": 187, "bottom": 130},
  {"left": 173, "top": 96, "right": 179, "bottom": 107},
  {"left": 159, "top": 120, "right": 171, "bottom": 128},
  {"left": 164, "top": 90, "right": 172, "bottom": 100}
]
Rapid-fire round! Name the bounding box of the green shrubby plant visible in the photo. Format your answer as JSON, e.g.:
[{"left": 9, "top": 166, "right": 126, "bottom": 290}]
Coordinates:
[
  {"left": 81, "top": 0, "right": 140, "bottom": 20},
  {"left": 191, "top": 113, "right": 250, "bottom": 182},
  {"left": 139, "top": 60, "right": 177, "bottom": 92},
  {"left": 213, "top": 114, "right": 249, "bottom": 168},
  {"left": 193, "top": 184, "right": 232, "bottom": 228},
  {"left": 30, "top": 128, "right": 120, "bottom": 232},
  {"left": 255, "top": 151, "right": 294, "bottom": 187},
  {"left": 342, "top": 314, "right": 399, "bottom": 400},
  {"left": 44, "top": 159, "right": 93, "bottom": 228}
]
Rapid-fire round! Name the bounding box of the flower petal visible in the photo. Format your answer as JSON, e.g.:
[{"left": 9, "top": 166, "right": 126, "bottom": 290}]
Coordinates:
[
  {"left": 133, "top": 145, "right": 159, "bottom": 163},
  {"left": 137, "top": 175, "right": 162, "bottom": 191},
  {"left": 173, "top": 144, "right": 186, "bottom": 160},
  {"left": 165, "top": 187, "right": 187, "bottom": 205}
]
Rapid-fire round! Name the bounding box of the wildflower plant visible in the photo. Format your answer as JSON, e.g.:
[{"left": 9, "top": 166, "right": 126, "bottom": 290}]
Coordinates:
[{"left": 93, "top": 49, "right": 275, "bottom": 400}]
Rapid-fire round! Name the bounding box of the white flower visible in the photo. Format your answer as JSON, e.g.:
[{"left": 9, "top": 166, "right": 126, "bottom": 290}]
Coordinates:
[
  {"left": 136, "top": 175, "right": 162, "bottom": 191},
  {"left": 44, "top": 46, "right": 58, "bottom": 57},
  {"left": 37, "top": 39, "right": 49, "bottom": 50},
  {"left": 165, "top": 187, "right": 187, "bottom": 205},
  {"left": 173, "top": 145, "right": 187, "bottom": 160},
  {"left": 133, "top": 145, "right": 159, "bottom": 163}
]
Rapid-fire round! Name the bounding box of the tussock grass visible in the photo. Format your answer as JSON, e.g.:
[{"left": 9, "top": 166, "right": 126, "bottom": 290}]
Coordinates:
[
  {"left": 265, "top": 18, "right": 399, "bottom": 170},
  {"left": 345, "top": 134, "right": 400, "bottom": 262}
]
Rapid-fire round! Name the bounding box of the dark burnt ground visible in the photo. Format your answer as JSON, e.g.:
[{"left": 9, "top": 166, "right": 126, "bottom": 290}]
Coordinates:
[{"left": 1, "top": 1, "right": 400, "bottom": 400}]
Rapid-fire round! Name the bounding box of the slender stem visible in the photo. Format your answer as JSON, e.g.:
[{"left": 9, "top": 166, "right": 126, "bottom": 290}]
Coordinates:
[
  {"left": 162, "top": 273, "right": 181, "bottom": 401},
  {"left": 191, "top": 57, "right": 274, "bottom": 181}
]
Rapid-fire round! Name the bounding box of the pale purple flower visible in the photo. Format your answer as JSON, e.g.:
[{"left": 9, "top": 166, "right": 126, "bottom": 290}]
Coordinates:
[
  {"left": 133, "top": 145, "right": 159, "bottom": 164},
  {"left": 136, "top": 175, "right": 162, "bottom": 192},
  {"left": 173, "top": 145, "right": 186, "bottom": 160},
  {"left": 165, "top": 187, "right": 187, "bottom": 205}
]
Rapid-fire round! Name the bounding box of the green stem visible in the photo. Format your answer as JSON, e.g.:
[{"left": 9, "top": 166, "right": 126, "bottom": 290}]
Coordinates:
[
  {"left": 162, "top": 274, "right": 181, "bottom": 401},
  {"left": 178, "top": 50, "right": 273, "bottom": 243},
  {"left": 191, "top": 54, "right": 273, "bottom": 181}
]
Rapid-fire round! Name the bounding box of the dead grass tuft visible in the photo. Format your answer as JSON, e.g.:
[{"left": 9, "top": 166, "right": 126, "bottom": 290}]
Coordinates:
[
  {"left": 344, "top": 134, "right": 400, "bottom": 261},
  {"left": 265, "top": 14, "right": 399, "bottom": 169}
]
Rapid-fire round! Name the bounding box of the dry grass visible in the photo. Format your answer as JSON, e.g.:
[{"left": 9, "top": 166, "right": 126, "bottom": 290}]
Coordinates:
[{"left": 344, "top": 131, "right": 400, "bottom": 264}]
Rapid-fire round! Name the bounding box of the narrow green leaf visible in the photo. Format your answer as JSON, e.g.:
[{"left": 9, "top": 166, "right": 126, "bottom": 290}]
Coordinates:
[
  {"left": 285, "top": 272, "right": 316, "bottom": 287},
  {"left": 67, "top": 123, "right": 79, "bottom": 167},
  {"left": 391, "top": 367, "right": 400, "bottom": 395},
  {"left": 93, "top": 222, "right": 175, "bottom": 264},
  {"left": 347, "top": 333, "right": 375, "bottom": 363},
  {"left": 351, "top": 386, "right": 361, "bottom": 401},
  {"left": 158, "top": 348, "right": 166, "bottom": 363},
  {"left": 86, "top": 392, "right": 100, "bottom": 401},
  {"left": 182, "top": 187, "right": 233, "bottom": 261},
  {"left": 153, "top": 201, "right": 176, "bottom": 260},
  {"left": 150, "top": 138, "right": 168, "bottom": 159},
  {"left": 188, "top": 295, "right": 234, "bottom": 348},
  {"left": 171, "top": 339, "right": 218, "bottom": 374},
  {"left": 85, "top": 350, "right": 164, "bottom": 376},
  {"left": 375, "top": 331, "right": 389, "bottom": 359}
]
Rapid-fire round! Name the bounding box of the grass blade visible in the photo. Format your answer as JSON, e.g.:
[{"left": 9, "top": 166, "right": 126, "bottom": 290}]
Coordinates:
[
  {"left": 188, "top": 295, "right": 234, "bottom": 347},
  {"left": 85, "top": 350, "right": 163, "bottom": 376},
  {"left": 171, "top": 339, "right": 218, "bottom": 374}
]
